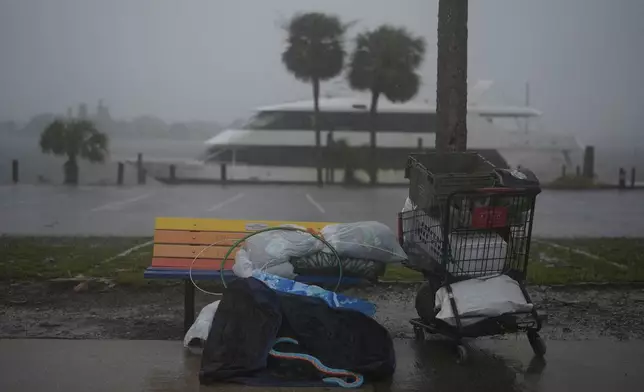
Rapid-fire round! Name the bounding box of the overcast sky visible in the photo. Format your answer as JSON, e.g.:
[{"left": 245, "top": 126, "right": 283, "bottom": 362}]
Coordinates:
[{"left": 0, "top": 0, "right": 642, "bottom": 146}]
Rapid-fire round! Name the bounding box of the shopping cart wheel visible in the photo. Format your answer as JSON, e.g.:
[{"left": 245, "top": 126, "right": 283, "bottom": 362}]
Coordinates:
[
  {"left": 528, "top": 330, "right": 547, "bottom": 357},
  {"left": 456, "top": 344, "right": 468, "bottom": 364},
  {"left": 413, "top": 326, "right": 425, "bottom": 341}
]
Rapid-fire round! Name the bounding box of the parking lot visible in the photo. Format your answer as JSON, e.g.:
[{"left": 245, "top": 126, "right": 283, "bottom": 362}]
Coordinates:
[{"left": 1, "top": 184, "right": 643, "bottom": 237}]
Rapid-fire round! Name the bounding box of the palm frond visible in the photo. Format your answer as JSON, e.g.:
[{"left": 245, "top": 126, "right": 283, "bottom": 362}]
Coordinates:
[
  {"left": 347, "top": 25, "right": 426, "bottom": 101},
  {"left": 282, "top": 12, "right": 347, "bottom": 82}
]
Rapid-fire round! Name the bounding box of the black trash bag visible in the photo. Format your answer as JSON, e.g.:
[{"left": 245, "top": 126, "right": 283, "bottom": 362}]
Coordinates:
[
  {"left": 278, "top": 290, "right": 395, "bottom": 380},
  {"left": 199, "top": 277, "right": 282, "bottom": 384},
  {"left": 199, "top": 277, "right": 395, "bottom": 386}
]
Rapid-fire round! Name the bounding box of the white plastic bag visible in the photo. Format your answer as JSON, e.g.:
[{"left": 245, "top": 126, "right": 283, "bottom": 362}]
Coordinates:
[
  {"left": 434, "top": 275, "right": 533, "bottom": 326},
  {"left": 234, "top": 248, "right": 297, "bottom": 279},
  {"left": 321, "top": 221, "right": 407, "bottom": 263},
  {"left": 401, "top": 197, "right": 417, "bottom": 244},
  {"left": 183, "top": 300, "right": 220, "bottom": 348},
  {"left": 232, "top": 249, "right": 253, "bottom": 278},
  {"left": 402, "top": 197, "right": 416, "bottom": 213},
  {"left": 244, "top": 225, "right": 323, "bottom": 268}
]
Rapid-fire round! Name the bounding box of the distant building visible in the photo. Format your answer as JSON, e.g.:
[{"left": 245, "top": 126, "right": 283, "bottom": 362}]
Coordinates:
[
  {"left": 95, "top": 99, "right": 113, "bottom": 131},
  {"left": 78, "top": 103, "right": 88, "bottom": 119}
]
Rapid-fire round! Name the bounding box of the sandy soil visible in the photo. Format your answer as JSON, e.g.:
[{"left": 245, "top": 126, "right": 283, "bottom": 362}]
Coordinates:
[{"left": 2, "top": 282, "right": 644, "bottom": 341}]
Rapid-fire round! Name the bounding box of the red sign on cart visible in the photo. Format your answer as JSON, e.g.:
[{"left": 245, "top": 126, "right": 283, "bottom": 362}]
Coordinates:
[{"left": 471, "top": 207, "right": 508, "bottom": 228}]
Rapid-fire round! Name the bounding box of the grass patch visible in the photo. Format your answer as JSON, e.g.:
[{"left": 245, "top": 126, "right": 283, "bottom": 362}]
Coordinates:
[
  {"left": 2, "top": 236, "right": 643, "bottom": 287},
  {"left": 528, "top": 238, "right": 644, "bottom": 284},
  {"left": 0, "top": 236, "right": 154, "bottom": 286},
  {"left": 382, "top": 264, "right": 424, "bottom": 281}
]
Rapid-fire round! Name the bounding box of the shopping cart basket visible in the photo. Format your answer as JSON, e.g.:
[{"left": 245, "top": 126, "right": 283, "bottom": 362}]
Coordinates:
[{"left": 398, "top": 187, "right": 546, "bottom": 363}]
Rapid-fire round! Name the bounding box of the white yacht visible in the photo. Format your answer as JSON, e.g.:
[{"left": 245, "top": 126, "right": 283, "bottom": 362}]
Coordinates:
[{"left": 204, "top": 94, "right": 582, "bottom": 182}]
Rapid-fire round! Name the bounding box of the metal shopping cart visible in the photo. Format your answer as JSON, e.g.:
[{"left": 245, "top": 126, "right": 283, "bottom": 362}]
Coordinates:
[{"left": 399, "top": 152, "right": 546, "bottom": 363}]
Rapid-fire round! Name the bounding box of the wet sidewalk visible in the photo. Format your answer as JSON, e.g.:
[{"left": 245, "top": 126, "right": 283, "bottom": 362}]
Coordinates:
[{"left": 1, "top": 338, "right": 642, "bottom": 392}]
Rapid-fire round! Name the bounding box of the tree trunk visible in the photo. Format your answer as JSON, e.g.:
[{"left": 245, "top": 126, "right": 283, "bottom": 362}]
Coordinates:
[
  {"left": 369, "top": 91, "right": 380, "bottom": 185},
  {"left": 436, "top": 0, "right": 469, "bottom": 152},
  {"left": 64, "top": 155, "right": 79, "bottom": 185},
  {"left": 312, "top": 78, "right": 323, "bottom": 186}
]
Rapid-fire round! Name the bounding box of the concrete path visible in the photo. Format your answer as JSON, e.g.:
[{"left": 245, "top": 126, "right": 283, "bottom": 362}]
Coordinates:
[
  {"left": 0, "top": 338, "right": 642, "bottom": 391},
  {"left": 0, "top": 185, "right": 643, "bottom": 237}
]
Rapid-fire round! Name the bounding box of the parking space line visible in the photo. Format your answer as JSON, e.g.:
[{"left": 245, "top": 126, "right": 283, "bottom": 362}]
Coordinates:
[
  {"left": 90, "top": 192, "right": 155, "bottom": 212},
  {"left": 207, "top": 193, "right": 245, "bottom": 212},
  {"left": 305, "top": 193, "right": 326, "bottom": 214}
]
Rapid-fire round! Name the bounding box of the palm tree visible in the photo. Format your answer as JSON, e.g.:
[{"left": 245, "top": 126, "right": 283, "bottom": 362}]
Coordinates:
[
  {"left": 347, "top": 25, "right": 426, "bottom": 184},
  {"left": 39, "top": 119, "right": 109, "bottom": 185},
  {"left": 282, "top": 12, "right": 347, "bottom": 186},
  {"left": 435, "top": 0, "right": 469, "bottom": 152}
]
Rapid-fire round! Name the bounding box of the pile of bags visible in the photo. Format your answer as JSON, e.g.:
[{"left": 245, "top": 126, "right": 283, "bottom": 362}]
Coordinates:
[
  {"left": 185, "top": 220, "right": 406, "bottom": 350},
  {"left": 233, "top": 221, "right": 408, "bottom": 282},
  {"left": 184, "top": 220, "right": 402, "bottom": 387}
]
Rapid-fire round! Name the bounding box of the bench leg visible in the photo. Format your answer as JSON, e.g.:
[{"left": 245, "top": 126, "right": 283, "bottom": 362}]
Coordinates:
[{"left": 184, "top": 279, "right": 195, "bottom": 334}]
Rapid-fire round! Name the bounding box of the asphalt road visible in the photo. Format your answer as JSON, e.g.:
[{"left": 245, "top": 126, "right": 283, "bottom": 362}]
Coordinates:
[{"left": 1, "top": 184, "right": 643, "bottom": 237}]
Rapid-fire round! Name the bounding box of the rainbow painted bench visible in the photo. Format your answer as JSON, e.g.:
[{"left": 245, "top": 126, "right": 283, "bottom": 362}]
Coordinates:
[{"left": 144, "top": 217, "right": 361, "bottom": 332}]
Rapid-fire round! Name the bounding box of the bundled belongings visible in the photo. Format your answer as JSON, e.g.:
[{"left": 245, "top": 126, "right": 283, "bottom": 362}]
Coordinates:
[
  {"left": 434, "top": 275, "right": 533, "bottom": 327},
  {"left": 183, "top": 274, "right": 375, "bottom": 353},
  {"left": 232, "top": 221, "right": 407, "bottom": 281},
  {"left": 321, "top": 221, "right": 407, "bottom": 263},
  {"left": 252, "top": 271, "right": 376, "bottom": 317},
  {"left": 244, "top": 224, "right": 323, "bottom": 268},
  {"left": 199, "top": 277, "right": 395, "bottom": 387},
  {"left": 290, "top": 252, "right": 386, "bottom": 282}
]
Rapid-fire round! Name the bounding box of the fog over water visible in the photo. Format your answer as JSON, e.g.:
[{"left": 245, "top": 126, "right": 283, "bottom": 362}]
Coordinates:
[{"left": 1, "top": 0, "right": 643, "bottom": 184}]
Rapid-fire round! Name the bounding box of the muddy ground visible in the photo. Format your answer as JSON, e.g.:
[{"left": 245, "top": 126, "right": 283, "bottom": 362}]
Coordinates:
[{"left": 2, "top": 282, "right": 644, "bottom": 341}]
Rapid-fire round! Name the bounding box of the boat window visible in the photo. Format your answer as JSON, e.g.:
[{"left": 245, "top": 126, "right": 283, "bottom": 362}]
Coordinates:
[
  {"left": 322, "top": 111, "right": 436, "bottom": 132},
  {"left": 320, "top": 112, "right": 362, "bottom": 130},
  {"left": 242, "top": 110, "right": 436, "bottom": 132},
  {"left": 376, "top": 112, "right": 436, "bottom": 132}
]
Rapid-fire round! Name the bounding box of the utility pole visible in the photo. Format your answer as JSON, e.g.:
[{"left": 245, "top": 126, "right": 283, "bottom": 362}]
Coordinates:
[{"left": 435, "top": 0, "right": 469, "bottom": 152}]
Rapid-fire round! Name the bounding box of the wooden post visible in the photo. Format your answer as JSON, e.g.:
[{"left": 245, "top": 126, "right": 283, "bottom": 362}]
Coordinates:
[
  {"left": 326, "top": 132, "right": 334, "bottom": 184},
  {"left": 631, "top": 167, "right": 636, "bottom": 188},
  {"left": 561, "top": 165, "right": 566, "bottom": 178},
  {"left": 169, "top": 164, "right": 176, "bottom": 182},
  {"left": 417, "top": 137, "right": 423, "bottom": 150},
  {"left": 618, "top": 168, "right": 626, "bottom": 189},
  {"left": 220, "top": 163, "right": 227, "bottom": 183},
  {"left": 136, "top": 153, "right": 145, "bottom": 185},
  {"left": 583, "top": 146, "right": 595, "bottom": 179},
  {"left": 117, "top": 162, "right": 124, "bottom": 185},
  {"left": 11, "top": 159, "right": 18, "bottom": 184}
]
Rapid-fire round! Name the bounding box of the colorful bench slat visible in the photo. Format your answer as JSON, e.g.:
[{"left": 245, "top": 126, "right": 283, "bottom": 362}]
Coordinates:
[
  {"left": 150, "top": 257, "right": 236, "bottom": 270},
  {"left": 145, "top": 217, "right": 342, "bottom": 333},
  {"left": 154, "top": 217, "right": 331, "bottom": 232}
]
